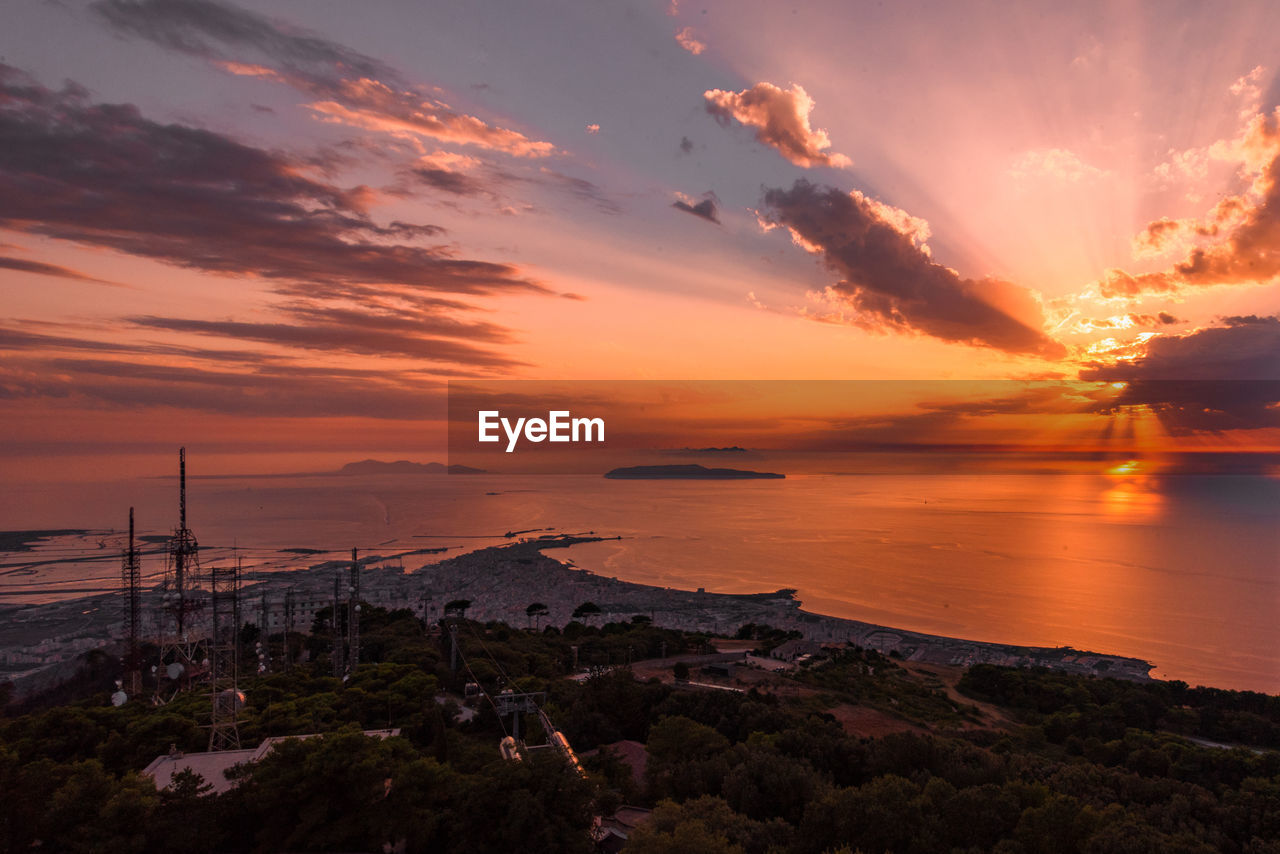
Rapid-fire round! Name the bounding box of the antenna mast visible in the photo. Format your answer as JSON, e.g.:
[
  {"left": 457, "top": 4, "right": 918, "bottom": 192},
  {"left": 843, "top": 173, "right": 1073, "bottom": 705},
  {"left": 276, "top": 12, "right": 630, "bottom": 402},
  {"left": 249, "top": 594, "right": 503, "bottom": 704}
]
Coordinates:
[
  {"left": 121, "top": 507, "right": 142, "bottom": 697},
  {"left": 282, "top": 587, "right": 295, "bottom": 672},
  {"left": 347, "top": 547, "right": 360, "bottom": 673},
  {"left": 207, "top": 555, "right": 241, "bottom": 750},
  {"left": 157, "top": 447, "right": 204, "bottom": 698},
  {"left": 332, "top": 572, "right": 344, "bottom": 677}
]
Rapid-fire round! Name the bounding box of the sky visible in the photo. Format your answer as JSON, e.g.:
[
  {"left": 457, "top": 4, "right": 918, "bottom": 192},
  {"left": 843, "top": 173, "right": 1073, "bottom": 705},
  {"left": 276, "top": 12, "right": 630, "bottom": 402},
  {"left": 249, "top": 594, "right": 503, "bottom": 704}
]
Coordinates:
[{"left": 1, "top": 0, "right": 1278, "bottom": 481}]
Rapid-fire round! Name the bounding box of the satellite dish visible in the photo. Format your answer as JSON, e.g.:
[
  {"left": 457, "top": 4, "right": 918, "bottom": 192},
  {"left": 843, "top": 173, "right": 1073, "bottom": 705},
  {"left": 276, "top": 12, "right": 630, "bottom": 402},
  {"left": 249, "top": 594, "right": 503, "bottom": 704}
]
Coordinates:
[
  {"left": 166, "top": 662, "right": 184, "bottom": 679},
  {"left": 110, "top": 690, "right": 127, "bottom": 707}
]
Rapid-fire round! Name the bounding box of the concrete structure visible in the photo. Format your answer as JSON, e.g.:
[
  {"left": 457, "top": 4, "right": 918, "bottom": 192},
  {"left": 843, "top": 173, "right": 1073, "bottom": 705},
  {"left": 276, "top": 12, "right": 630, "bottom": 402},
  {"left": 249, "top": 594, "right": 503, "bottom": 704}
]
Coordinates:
[
  {"left": 770, "top": 638, "right": 825, "bottom": 661},
  {"left": 143, "top": 729, "right": 401, "bottom": 794}
]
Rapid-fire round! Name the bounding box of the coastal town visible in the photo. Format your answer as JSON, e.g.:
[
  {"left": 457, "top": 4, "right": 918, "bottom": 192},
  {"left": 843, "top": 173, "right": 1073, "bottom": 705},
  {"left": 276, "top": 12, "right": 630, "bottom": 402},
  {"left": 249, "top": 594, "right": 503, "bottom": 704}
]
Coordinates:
[{"left": 0, "top": 532, "right": 1154, "bottom": 699}]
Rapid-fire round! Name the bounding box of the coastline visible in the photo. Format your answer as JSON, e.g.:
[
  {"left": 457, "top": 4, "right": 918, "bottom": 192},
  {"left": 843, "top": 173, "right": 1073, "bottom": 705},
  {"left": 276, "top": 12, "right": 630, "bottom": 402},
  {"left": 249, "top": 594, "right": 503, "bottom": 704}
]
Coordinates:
[
  {"left": 420, "top": 537, "right": 1155, "bottom": 681},
  {"left": 1, "top": 534, "right": 1154, "bottom": 697}
]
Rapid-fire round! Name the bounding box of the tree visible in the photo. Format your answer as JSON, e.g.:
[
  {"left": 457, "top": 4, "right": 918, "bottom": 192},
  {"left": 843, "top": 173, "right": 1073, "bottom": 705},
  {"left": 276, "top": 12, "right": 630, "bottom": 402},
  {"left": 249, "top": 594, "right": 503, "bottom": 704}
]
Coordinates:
[
  {"left": 673, "top": 661, "right": 690, "bottom": 681},
  {"left": 571, "top": 602, "right": 601, "bottom": 625},
  {"left": 526, "top": 602, "right": 549, "bottom": 630}
]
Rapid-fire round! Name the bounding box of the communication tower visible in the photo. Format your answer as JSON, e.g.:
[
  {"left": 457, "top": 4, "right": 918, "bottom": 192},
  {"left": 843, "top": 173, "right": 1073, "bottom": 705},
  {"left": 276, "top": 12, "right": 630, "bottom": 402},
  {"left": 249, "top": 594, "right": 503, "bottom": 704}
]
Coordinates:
[
  {"left": 207, "top": 556, "right": 242, "bottom": 750},
  {"left": 120, "top": 507, "right": 142, "bottom": 697},
  {"left": 282, "top": 587, "right": 295, "bottom": 672},
  {"left": 156, "top": 447, "right": 205, "bottom": 697},
  {"left": 347, "top": 547, "right": 360, "bottom": 673}
]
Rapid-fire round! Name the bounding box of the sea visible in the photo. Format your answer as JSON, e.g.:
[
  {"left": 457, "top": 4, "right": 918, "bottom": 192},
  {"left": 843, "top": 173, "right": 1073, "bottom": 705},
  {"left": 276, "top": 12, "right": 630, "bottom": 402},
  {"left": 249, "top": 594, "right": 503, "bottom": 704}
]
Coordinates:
[{"left": 1, "top": 472, "right": 1276, "bottom": 693}]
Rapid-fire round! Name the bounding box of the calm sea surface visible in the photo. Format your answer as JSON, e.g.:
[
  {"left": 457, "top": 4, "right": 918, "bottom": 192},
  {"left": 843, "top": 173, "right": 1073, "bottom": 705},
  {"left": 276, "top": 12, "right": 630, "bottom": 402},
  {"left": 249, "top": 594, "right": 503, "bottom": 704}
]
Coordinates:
[{"left": 2, "top": 472, "right": 1276, "bottom": 692}]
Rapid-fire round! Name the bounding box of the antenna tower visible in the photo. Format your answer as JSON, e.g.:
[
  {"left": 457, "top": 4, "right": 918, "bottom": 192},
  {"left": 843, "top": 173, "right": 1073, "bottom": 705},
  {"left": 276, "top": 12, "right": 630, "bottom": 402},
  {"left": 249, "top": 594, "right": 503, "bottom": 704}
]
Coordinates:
[
  {"left": 346, "top": 547, "right": 360, "bottom": 673},
  {"left": 157, "top": 447, "right": 205, "bottom": 696},
  {"left": 120, "top": 507, "right": 142, "bottom": 697},
  {"left": 282, "top": 587, "right": 295, "bottom": 672},
  {"left": 332, "top": 572, "right": 344, "bottom": 677},
  {"left": 207, "top": 555, "right": 242, "bottom": 750}
]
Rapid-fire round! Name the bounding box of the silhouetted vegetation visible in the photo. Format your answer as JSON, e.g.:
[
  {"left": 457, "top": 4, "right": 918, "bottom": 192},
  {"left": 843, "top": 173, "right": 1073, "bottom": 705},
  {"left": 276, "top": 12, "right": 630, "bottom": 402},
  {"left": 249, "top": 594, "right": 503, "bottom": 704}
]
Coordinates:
[{"left": 2, "top": 615, "right": 1279, "bottom": 853}]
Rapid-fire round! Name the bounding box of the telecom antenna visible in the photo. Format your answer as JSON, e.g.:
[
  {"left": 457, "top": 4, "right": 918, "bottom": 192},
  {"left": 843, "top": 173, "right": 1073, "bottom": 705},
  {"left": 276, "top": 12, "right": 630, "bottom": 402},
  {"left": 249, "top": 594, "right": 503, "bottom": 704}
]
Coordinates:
[
  {"left": 120, "top": 507, "right": 142, "bottom": 697},
  {"left": 157, "top": 447, "right": 204, "bottom": 698},
  {"left": 207, "top": 555, "right": 242, "bottom": 750},
  {"left": 347, "top": 547, "right": 360, "bottom": 673}
]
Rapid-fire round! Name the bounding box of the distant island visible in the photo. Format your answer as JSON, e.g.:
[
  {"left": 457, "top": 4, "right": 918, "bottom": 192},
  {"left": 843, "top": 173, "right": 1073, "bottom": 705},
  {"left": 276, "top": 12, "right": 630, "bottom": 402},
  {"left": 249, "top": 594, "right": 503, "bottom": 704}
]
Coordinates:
[
  {"left": 337, "top": 460, "right": 486, "bottom": 475},
  {"left": 171, "top": 459, "right": 488, "bottom": 479},
  {"left": 604, "top": 464, "right": 784, "bottom": 479}
]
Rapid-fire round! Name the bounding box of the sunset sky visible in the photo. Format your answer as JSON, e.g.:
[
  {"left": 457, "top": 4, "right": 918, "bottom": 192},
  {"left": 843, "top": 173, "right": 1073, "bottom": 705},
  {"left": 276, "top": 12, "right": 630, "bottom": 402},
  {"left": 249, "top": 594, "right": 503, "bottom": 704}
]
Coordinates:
[{"left": 2, "top": 0, "right": 1278, "bottom": 480}]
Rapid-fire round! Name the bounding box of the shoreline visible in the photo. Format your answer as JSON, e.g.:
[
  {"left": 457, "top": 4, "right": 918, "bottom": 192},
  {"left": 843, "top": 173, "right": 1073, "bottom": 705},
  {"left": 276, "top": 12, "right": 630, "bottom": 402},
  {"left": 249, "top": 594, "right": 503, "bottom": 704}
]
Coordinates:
[
  {"left": 432, "top": 537, "right": 1156, "bottom": 681},
  {"left": 2, "top": 534, "right": 1161, "bottom": 696}
]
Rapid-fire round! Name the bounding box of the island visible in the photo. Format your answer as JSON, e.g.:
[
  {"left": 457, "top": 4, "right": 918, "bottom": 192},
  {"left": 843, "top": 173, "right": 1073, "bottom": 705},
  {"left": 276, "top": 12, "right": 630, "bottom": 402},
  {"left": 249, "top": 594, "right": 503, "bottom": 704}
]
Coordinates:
[
  {"left": 337, "top": 460, "right": 486, "bottom": 475},
  {"left": 604, "top": 464, "right": 784, "bottom": 479}
]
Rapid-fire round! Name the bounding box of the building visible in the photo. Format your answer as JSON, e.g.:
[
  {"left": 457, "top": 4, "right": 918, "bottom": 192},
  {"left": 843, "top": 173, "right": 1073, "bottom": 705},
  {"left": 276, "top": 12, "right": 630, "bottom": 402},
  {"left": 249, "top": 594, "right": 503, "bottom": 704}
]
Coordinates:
[
  {"left": 143, "top": 729, "right": 401, "bottom": 794},
  {"left": 769, "top": 638, "right": 825, "bottom": 662}
]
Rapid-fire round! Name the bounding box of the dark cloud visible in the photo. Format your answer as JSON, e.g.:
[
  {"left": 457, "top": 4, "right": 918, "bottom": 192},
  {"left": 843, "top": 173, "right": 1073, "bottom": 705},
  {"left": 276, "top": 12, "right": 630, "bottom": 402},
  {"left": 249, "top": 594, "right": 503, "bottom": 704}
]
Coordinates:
[
  {"left": 536, "top": 168, "right": 621, "bottom": 214},
  {"left": 94, "top": 0, "right": 391, "bottom": 84},
  {"left": 1080, "top": 317, "right": 1280, "bottom": 433},
  {"left": 93, "top": 0, "right": 555, "bottom": 157},
  {"left": 412, "top": 167, "right": 490, "bottom": 198},
  {"left": 0, "top": 355, "right": 446, "bottom": 418},
  {"left": 1085, "top": 316, "right": 1280, "bottom": 381},
  {"left": 0, "top": 255, "right": 121, "bottom": 287},
  {"left": 762, "top": 180, "right": 1065, "bottom": 357},
  {"left": 0, "top": 64, "right": 545, "bottom": 297},
  {"left": 277, "top": 303, "right": 511, "bottom": 342},
  {"left": 673, "top": 193, "right": 720, "bottom": 224},
  {"left": 128, "top": 315, "right": 523, "bottom": 368},
  {"left": 401, "top": 158, "right": 620, "bottom": 215}
]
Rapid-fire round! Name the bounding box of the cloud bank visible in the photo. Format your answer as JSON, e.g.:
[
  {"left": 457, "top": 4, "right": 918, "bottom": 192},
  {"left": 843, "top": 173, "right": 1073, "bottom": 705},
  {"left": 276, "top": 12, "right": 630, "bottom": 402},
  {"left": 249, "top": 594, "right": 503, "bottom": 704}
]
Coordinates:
[{"left": 93, "top": 0, "right": 554, "bottom": 157}]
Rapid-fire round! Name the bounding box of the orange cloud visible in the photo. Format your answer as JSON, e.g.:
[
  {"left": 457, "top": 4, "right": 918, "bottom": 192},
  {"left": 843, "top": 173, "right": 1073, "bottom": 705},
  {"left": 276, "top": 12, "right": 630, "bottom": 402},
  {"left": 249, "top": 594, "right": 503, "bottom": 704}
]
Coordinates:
[
  {"left": 95, "top": 0, "right": 555, "bottom": 158},
  {"left": 704, "top": 82, "right": 851, "bottom": 168},
  {"left": 675, "top": 27, "right": 706, "bottom": 55},
  {"left": 307, "top": 79, "right": 555, "bottom": 158},
  {"left": 1097, "top": 108, "right": 1280, "bottom": 299}
]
